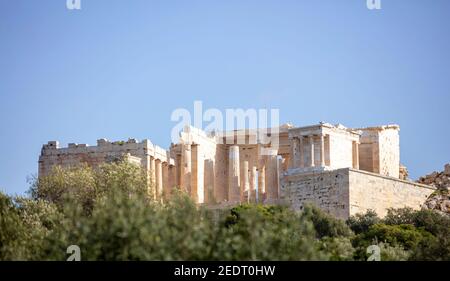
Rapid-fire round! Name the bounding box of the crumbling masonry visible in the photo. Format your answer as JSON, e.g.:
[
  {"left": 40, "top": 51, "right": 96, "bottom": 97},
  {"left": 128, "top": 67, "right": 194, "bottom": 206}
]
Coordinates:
[{"left": 38, "top": 123, "right": 435, "bottom": 219}]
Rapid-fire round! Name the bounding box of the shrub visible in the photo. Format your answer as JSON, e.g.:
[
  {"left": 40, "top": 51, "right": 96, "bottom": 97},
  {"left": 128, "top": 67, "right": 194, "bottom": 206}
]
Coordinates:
[
  {"left": 0, "top": 192, "right": 61, "bottom": 260},
  {"left": 319, "top": 237, "right": 355, "bottom": 261},
  {"left": 300, "top": 204, "right": 353, "bottom": 238},
  {"left": 408, "top": 210, "right": 450, "bottom": 260},
  {"left": 346, "top": 210, "right": 380, "bottom": 234},
  {"left": 217, "top": 204, "right": 326, "bottom": 260},
  {"left": 354, "top": 223, "right": 432, "bottom": 251},
  {"left": 383, "top": 208, "right": 416, "bottom": 225},
  {"left": 378, "top": 242, "right": 411, "bottom": 261}
]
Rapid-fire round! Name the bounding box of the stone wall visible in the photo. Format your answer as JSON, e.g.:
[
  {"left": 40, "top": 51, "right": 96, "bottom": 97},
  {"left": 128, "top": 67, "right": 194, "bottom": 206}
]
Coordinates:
[
  {"left": 281, "top": 168, "right": 434, "bottom": 219},
  {"left": 358, "top": 125, "right": 400, "bottom": 178},
  {"left": 280, "top": 169, "right": 351, "bottom": 219},
  {"left": 348, "top": 169, "right": 433, "bottom": 217},
  {"left": 38, "top": 138, "right": 175, "bottom": 200},
  {"left": 377, "top": 128, "right": 400, "bottom": 178}
]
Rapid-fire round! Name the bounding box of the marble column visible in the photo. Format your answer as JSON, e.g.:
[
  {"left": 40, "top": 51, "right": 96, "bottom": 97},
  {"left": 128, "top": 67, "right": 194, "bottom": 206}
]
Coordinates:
[
  {"left": 228, "top": 145, "right": 241, "bottom": 203},
  {"left": 299, "top": 136, "right": 304, "bottom": 168},
  {"left": 258, "top": 161, "right": 265, "bottom": 203},
  {"left": 265, "top": 151, "right": 279, "bottom": 201},
  {"left": 242, "top": 161, "right": 250, "bottom": 202},
  {"left": 320, "top": 134, "right": 326, "bottom": 167},
  {"left": 150, "top": 156, "right": 156, "bottom": 199},
  {"left": 250, "top": 166, "right": 257, "bottom": 203},
  {"left": 353, "top": 141, "right": 360, "bottom": 169},
  {"left": 155, "top": 159, "right": 163, "bottom": 200},
  {"left": 144, "top": 155, "right": 152, "bottom": 197},
  {"left": 190, "top": 144, "right": 202, "bottom": 203},
  {"left": 204, "top": 159, "right": 215, "bottom": 204},
  {"left": 162, "top": 162, "right": 169, "bottom": 200},
  {"left": 167, "top": 164, "right": 176, "bottom": 199},
  {"left": 309, "top": 136, "right": 315, "bottom": 167},
  {"left": 181, "top": 144, "right": 191, "bottom": 194},
  {"left": 291, "top": 137, "right": 299, "bottom": 168}
]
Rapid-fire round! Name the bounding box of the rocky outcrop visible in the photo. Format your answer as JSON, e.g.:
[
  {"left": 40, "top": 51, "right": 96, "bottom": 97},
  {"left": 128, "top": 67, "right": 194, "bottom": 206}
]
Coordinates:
[{"left": 417, "top": 164, "right": 450, "bottom": 217}]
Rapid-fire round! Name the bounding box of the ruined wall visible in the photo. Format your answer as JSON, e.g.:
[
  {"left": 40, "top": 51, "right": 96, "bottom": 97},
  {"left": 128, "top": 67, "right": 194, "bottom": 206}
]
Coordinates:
[
  {"left": 39, "top": 139, "right": 150, "bottom": 177},
  {"left": 39, "top": 138, "right": 174, "bottom": 200}
]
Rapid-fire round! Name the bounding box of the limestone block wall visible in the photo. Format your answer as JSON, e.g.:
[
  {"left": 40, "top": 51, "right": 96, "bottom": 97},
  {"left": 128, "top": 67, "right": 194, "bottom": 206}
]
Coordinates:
[
  {"left": 280, "top": 169, "right": 351, "bottom": 219},
  {"left": 39, "top": 139, "right": 150, "bottom": 177},
  {"left": 348, "top": 169, "right": 433, "bottom": 217},
  {"left": 281, "top": 168, "right": 435, "bottom": 219}
]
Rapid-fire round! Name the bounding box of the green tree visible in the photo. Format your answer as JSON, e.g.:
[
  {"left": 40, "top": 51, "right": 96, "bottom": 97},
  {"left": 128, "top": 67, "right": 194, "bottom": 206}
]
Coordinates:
[
  {"left": 0, "top": 192, "right": 61, "bottom": 260},
  {"left": 346, "top": 210, "right": 380, "bottom": 234},
  {"left": 30, "top": 161, "right": 149, "bottom": 215},
  {"left": 300, "top": 204, "right": 353, "bottom": 238}
]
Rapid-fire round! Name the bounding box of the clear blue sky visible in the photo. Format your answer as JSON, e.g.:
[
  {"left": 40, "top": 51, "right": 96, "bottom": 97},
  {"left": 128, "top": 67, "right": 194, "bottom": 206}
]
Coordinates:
[{"left": 1, "top": 0, "right": 449, "bottom": 195}]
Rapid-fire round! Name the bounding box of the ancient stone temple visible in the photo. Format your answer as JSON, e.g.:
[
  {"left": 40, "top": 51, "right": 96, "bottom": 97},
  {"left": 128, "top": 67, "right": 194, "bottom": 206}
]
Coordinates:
[{"left": 38, "top": 122, "right": 435, "bottom": 219}]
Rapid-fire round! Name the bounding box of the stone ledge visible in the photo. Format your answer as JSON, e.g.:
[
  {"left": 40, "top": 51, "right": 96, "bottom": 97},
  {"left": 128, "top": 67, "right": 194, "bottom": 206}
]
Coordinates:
[
  {"left": 348, "top": 168, "right": 436, "bottom": 190},
  {"left": 283, "top": 167, "right": 436, "bottom": 191}
]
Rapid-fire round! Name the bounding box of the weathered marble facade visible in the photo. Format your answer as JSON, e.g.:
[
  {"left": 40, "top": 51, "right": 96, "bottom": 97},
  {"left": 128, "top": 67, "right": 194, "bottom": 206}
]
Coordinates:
[{"left": 38, "top": 122, "right": 434, "bottom": 218}]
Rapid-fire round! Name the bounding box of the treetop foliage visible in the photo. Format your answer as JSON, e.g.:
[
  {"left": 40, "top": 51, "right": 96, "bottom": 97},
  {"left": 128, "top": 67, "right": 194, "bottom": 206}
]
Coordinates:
[{"left": 1, "top": 162, "right": 449, "bottom": 261}]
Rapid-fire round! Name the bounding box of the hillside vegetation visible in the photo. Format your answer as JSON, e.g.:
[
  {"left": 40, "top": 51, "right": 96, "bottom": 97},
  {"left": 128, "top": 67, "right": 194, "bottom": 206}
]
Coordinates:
[{"left": 1, "top": 162, "right": 449, "bottom": 261}]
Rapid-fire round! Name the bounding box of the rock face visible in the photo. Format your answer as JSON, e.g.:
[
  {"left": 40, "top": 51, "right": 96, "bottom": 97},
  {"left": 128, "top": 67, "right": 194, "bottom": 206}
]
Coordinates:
[{"left": 417, "top": 164, "right": 450, "bottom": 217}]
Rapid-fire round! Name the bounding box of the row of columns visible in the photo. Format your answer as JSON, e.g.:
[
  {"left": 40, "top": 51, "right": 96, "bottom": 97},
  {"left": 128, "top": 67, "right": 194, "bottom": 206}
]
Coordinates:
[
  {"left": 180, "top": 143, "right": 208, "bottom": 203},
  {"left": 291, "top": 134, "right": 327, "bottom": 169},
  {"left": 177, "top": 143, "right": 280, "bottom": 204},
  {"left": 147, "top": 155, "right": 175, "bottom": 201},
  {"left": 228, "top": 145, "right": 279, "bottom": 203}
]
